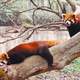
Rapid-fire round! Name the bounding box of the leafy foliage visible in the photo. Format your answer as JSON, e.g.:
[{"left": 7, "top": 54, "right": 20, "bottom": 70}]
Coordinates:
[{"left": 62, "top": 57, "right": 80, "bottom": 73}]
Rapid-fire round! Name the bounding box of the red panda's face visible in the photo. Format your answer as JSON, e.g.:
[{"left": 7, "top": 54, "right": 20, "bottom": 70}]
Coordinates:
[
  {"left": 62, "top": 13, "right": 76, "bottom": 26},
  {"left": 0, "top": 53, "right": 9, "bottom": 63}
]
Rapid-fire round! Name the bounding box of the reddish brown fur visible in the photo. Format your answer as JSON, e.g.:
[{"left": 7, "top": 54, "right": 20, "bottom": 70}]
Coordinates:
[{"left": 8, "top": 40, "right": 59, "bottom": 54}]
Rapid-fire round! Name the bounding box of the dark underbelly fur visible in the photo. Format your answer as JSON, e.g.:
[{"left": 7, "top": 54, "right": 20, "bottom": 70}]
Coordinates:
[
  {"left": 7, "top": 46, "right": 53, "bottom": 67},
  {"left": 67, "top": 23, "right": 80, "bottom": 37}
]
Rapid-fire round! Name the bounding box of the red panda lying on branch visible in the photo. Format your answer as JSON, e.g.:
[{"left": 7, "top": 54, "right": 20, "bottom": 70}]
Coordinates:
[{"left": 0, "top": 40, "right": 59, "bottom": 67}]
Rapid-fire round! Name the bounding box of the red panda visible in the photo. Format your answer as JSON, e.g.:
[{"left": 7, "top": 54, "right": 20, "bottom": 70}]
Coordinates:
[
  {"left": 4, "top": 40, "right": 59, "bottom": 67},
  {"left": 63, "top": 12, "right": 80, "bottom": 37}
]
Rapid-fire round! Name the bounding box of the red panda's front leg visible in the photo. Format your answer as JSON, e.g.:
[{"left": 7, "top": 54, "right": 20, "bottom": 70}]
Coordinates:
[{"left": 38, "top": 46, "right": 53, "bottom": 69}]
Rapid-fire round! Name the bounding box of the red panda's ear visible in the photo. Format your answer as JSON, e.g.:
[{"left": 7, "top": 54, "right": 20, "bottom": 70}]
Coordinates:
[
  {"left": 2, "top": 53, "right": 9, "bottom": 60},
  {"left": 72, "top": 14, "right": 75, "bottom": 18},
  {"left": 62, "top": 14, "right": 66, "bottom": 19}
]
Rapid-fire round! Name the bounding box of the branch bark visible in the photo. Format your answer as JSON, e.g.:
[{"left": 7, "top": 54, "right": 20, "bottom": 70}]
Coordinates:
[{"left": 50, "top": 32, "right": 80, "bottom": 69}]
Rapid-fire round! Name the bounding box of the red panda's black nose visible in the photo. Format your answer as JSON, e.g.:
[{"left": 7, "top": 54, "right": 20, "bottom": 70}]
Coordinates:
[{"left": 65, "top": 20, "right": 71, "bottom": 27}]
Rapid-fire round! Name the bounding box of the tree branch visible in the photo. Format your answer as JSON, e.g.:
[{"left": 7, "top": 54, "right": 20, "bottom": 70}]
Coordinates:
[
  {"left": 48, "top": 0, "right": 52, "bottom": 9},
  {"left": 65, "top": 0, "right": 76, "bottom": 12},
  {"left": 56, "top": 0, "right": 63, "bottom": 12},
  {"left": 30, "top": 0, "right": 38, "bottom": 7},
  {"left": 30, "top": 0, "right": 62, "bottom": 19},
  {"left": 0, "top": 21, "right": 65, "bottom": 44}
]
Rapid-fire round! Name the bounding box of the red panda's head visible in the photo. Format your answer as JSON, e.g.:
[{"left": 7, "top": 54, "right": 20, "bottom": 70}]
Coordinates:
[
  {"left": 62, "top": 13, "right": 80, "bottom": 27},
  {"left": 62, "top": 13, "right": 76, "bottom": 26},
  {"left": 0, "top": 53, "right": 9, "bottom": 64},
  {"left": 62, "top": 13, "right": 80, "bottom": 37}
]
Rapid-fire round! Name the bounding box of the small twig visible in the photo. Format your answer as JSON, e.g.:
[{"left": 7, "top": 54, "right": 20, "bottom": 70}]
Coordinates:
[
  {"left": 30, "top": 0, "right": 38, "bottom": 7},
  {"left": 32, "top": 8, "right": 38, "bottom": 25},
  {"left": 56, "top": 0, "right": 63, "bottom": 13},
  {"left": 6, "top": 14, "right": 19, "bottom": 28},
  {"left": 48, "top": 0, "right": 52, "bottom": 9},
  {"left": 0, "top": 34, "right": 14, "bottom": 38},
  {"left": 19, "top": 8, "right": 36, "bottom": 13},
  {"left": 25, "top": 30, "right": 35, "bottom": 40}
]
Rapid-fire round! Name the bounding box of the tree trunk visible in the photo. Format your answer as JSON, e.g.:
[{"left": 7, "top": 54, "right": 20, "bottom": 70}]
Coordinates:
[{"left": 10, "top": 32, "right": 80, "bottom": 79}]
